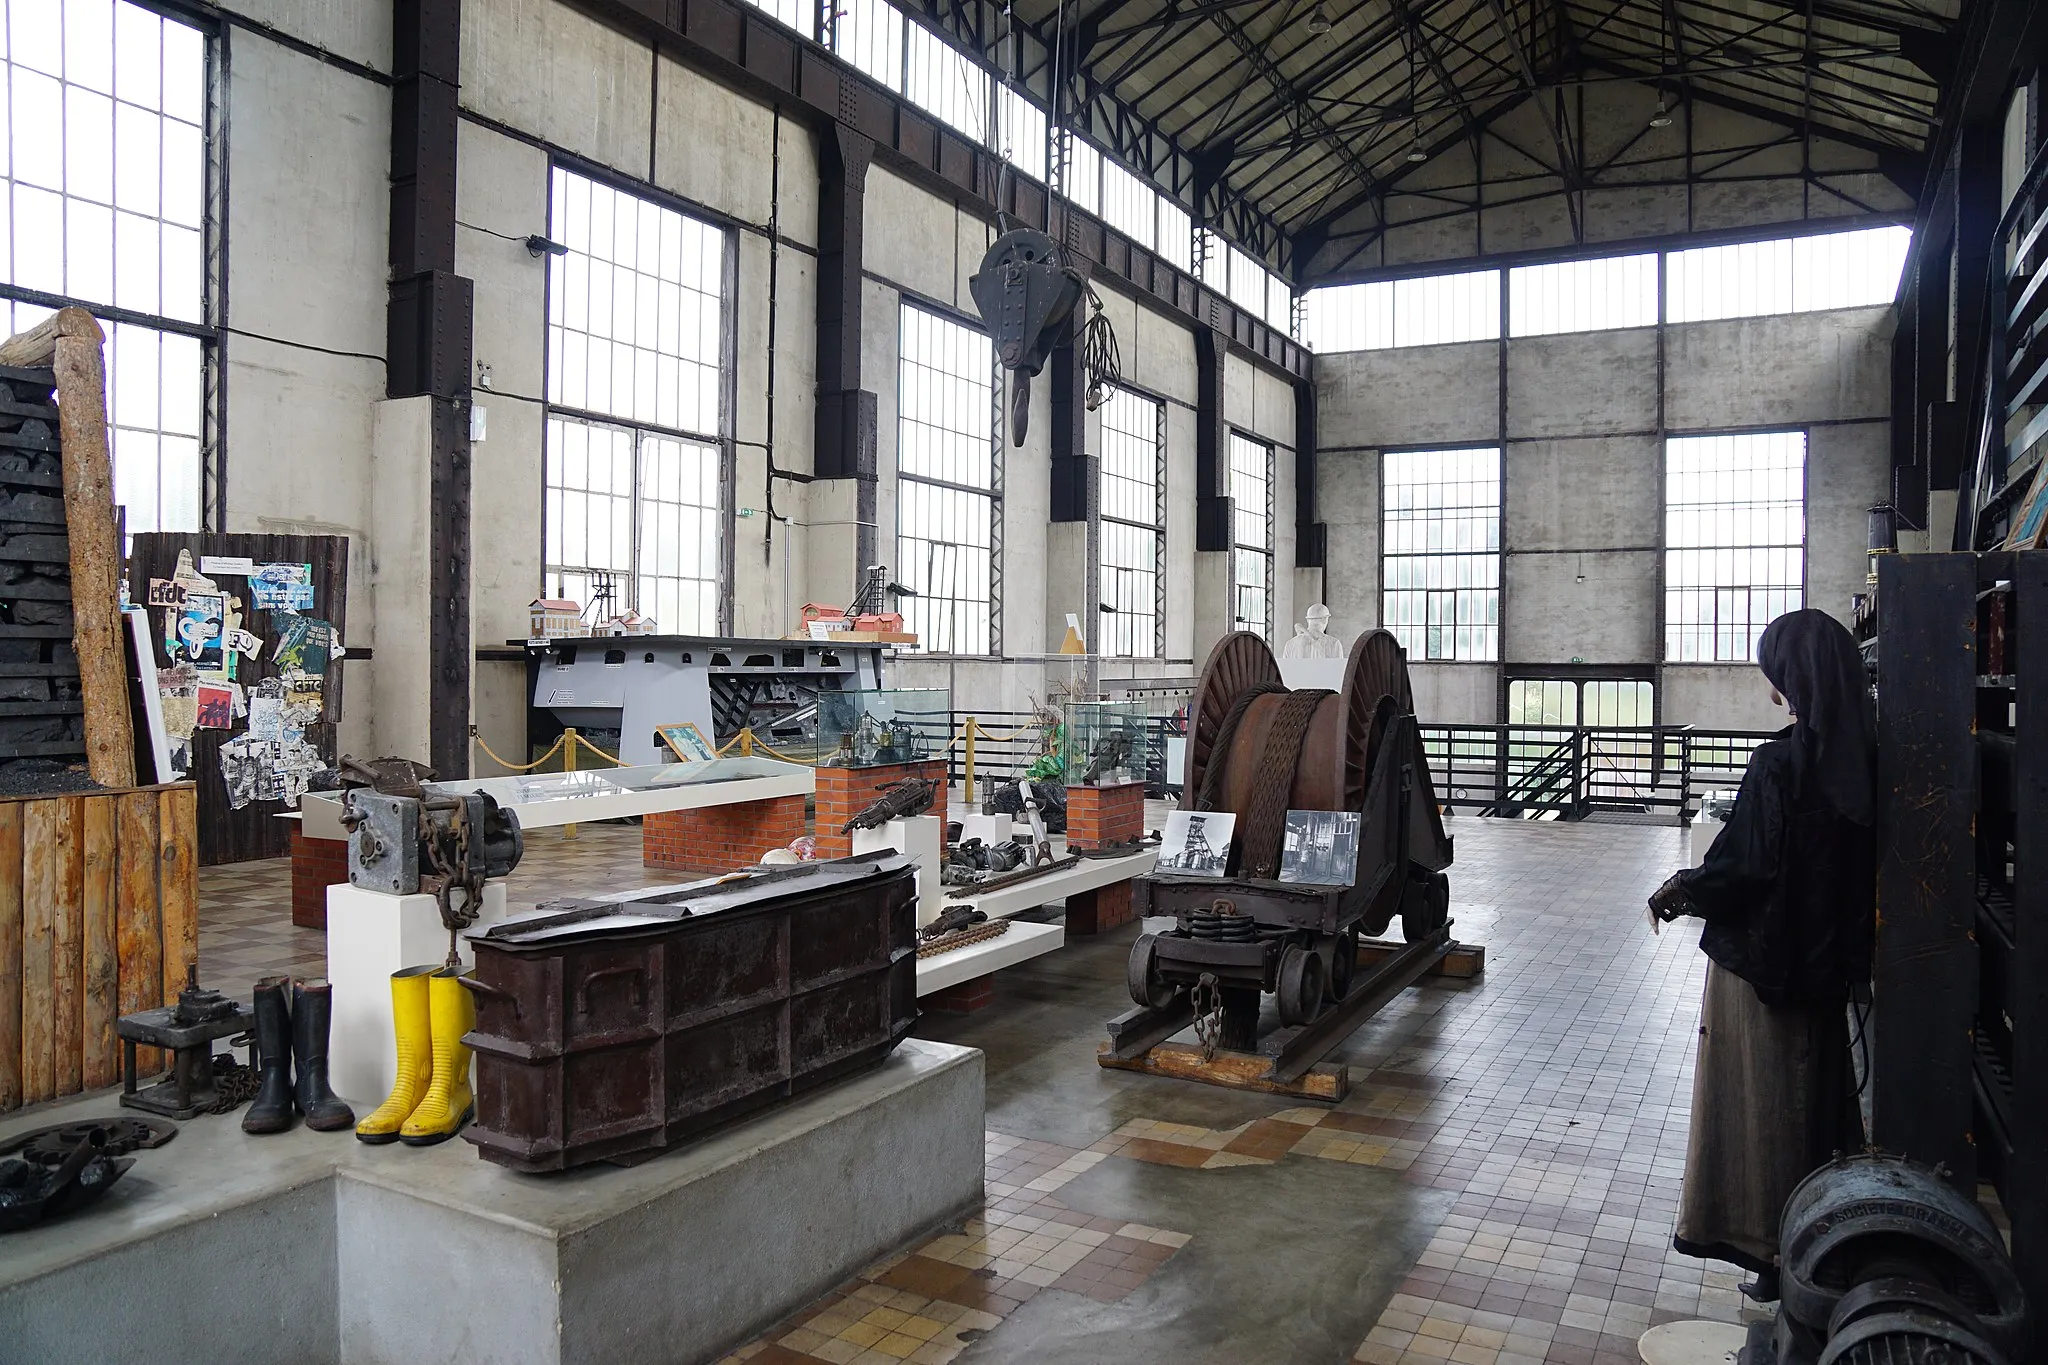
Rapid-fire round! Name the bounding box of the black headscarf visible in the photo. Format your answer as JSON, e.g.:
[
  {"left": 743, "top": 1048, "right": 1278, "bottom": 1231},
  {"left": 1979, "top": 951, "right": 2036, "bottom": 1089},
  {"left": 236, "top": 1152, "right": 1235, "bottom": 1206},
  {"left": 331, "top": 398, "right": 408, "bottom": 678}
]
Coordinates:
[{"left": 1758, "top": 609, "right": 1876, "bottom": 826}]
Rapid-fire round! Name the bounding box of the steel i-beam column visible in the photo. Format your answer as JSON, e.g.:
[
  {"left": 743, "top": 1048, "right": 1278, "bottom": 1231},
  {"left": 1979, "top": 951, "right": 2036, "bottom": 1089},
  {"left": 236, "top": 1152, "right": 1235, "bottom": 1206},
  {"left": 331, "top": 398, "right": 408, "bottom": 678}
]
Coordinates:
[
  {"left": 815, "top": 124, "right": 879, "bottom": 572},
  {"left": 389, "top": 0, "right": 473, "bottom": 778}
]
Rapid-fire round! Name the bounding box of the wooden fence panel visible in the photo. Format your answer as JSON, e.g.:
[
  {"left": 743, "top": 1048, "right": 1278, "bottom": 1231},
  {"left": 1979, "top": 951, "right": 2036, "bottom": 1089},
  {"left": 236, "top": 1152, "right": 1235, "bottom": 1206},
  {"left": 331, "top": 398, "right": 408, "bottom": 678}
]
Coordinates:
[
  {"left": 0, "top": 804, "right": 19, "bottom": 1110},
  {"left": 81, "top": 796, "right": 119, "bottom": 1088}
]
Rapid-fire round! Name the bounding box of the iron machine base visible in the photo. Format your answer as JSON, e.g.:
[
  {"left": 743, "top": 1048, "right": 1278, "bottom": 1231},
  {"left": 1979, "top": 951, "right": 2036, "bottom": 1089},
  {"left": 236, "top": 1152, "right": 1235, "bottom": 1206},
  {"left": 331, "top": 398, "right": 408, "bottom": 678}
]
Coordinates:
[{"left": 1098, "top": 629, "right": 1480, "bottom": 1099}]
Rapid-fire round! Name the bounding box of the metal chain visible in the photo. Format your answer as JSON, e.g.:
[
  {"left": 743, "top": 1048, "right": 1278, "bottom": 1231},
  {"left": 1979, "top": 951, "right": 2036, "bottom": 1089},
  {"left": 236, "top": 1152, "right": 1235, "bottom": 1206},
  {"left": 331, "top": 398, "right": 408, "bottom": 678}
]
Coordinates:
[
  {"left": 208, "top": 1053, "right": 260, "bottom": 1114},
  {"left": 1191, "top": 971, "right": 1225, "bottom": 1063}
]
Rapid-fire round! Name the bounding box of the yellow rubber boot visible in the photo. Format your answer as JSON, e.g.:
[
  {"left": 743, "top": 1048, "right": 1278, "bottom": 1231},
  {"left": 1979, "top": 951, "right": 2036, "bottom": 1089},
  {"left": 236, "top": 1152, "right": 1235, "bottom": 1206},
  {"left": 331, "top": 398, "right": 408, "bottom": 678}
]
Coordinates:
[
  {"left": 399, "top": 969, "right": 476, "bottom": 1146},
  {"left": 355, "top": 966, "right": 436, "bottom": 1145}
]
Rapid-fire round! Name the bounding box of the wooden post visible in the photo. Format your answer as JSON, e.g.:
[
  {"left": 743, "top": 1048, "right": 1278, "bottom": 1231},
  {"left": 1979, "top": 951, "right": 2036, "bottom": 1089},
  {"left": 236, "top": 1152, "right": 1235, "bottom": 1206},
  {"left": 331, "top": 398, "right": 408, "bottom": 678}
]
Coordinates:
[
  {"left": 36, "top": 308, "right": 134, "bottom": 787},
  {"left": 20, "top": 802, "right": 57, "bottom": 1103},
  {"left": 158, "top": 785, "right": 198, "bottom": 1004},
  {"left": 80, "top": 796, "right": 119, "bottom": 1089},
  {"left": 561, "top": 727, "right": 579, "bottom": 841},
  {"left": 0, "top": 804, "right": 20, "bottom": 1110},
  {"left": 115, "top": 790, "right": 162, "bottom": 1075},
  {"left": 43, "top": 797, "right": 83, "bottom": 1095}
]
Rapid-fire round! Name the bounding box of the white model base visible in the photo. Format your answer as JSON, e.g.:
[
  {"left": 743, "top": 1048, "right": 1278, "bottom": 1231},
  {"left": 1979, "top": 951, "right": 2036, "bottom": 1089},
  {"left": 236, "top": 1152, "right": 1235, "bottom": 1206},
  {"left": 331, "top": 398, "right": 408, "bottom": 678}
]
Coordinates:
[
  {"left": 916, "top": 921, "right": 1065, "bottom": 995},
  {"left": 325, "top": 881, "right": 508, "bottom": 1108},
  {"left": 853, "top": 814, "right": 945, "bottom": 926},
  {"left": 1690, "top": 816, "right": 1726, "bottom": 867},
  {"left": 946, "top": 847, "right": 1157, "bottom": 920},
  {"left": 955, "top": 813, "right": 1012, "bottom": 847}
]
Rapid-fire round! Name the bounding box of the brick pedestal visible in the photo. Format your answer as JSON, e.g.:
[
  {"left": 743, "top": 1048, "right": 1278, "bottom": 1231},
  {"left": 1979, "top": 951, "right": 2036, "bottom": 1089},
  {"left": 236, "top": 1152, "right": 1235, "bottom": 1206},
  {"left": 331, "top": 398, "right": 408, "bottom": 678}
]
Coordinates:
[
  {"left": 292, "top": 829, "right": 348, "bottom": 930},
  {"left": 814, "top": 760, "right": 947, "bottom": 859},
  {"left": 1065, "top": 882, "right": 1134, "bottom": 936},
  {"left": 1064, "top": 782, "right": 1145, "bottom": 935},
  {"left": 1065, "top": 781, "right": 1145, "bottom": 850},
  {"left": 643, "top": 794, "right": 809, "bottom": 873},
  {"left": 922, "top": 975, "right": 995, "bottom": 1013}
]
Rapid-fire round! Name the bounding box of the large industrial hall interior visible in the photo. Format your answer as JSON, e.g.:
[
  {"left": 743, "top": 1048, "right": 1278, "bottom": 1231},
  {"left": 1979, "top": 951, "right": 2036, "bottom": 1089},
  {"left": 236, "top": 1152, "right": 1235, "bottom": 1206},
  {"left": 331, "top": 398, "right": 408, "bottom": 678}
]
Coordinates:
[{"left": 0, "top": 0, "right": 2042, "bottom": 1362}]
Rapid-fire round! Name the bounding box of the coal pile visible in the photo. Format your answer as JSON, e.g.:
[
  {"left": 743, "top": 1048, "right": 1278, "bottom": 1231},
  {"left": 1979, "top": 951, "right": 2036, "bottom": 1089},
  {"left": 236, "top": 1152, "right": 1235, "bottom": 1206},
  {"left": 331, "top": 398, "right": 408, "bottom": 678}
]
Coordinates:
[{"left": 0, "top": 363, "right": 90, "bottom": 794}]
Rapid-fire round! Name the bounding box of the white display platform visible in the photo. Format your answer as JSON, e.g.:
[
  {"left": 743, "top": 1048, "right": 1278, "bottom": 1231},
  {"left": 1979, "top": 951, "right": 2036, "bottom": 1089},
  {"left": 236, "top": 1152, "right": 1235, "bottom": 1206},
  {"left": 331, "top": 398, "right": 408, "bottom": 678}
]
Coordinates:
[
  {"left": 326, "top": 881, "right": 508, "bottom": 1107},
  {"left": 955, "top": 812, "right": 1012, "bottom": 846},
  {"left": 0, "top": 1040, "right": 984, "bottom": 1365},
  {"left": 946, "top": 847, "right": 1157, "bottom": 920},
  {"left": 853, "top": 814, "right": 944, "bottom": 925},
  {"left": 298, "top": 758, "right": 814, "bottom": 839},
  {"left": 916, "top": 920, "right": 1064, "bottom": 995},
  {"left": 1690, "top": 815, "right": 1727, "bottom": 866}
]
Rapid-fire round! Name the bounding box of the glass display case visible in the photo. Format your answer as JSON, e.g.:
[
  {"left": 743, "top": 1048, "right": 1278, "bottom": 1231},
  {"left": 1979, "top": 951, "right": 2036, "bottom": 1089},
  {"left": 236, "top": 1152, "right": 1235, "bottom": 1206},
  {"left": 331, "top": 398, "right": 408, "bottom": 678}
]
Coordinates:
[
  {"left": 816, "top": 688, "right": 951, "bottom": 767},
  {"left": 1062, "top": 700, "right": 1150, "bottom": 787}
]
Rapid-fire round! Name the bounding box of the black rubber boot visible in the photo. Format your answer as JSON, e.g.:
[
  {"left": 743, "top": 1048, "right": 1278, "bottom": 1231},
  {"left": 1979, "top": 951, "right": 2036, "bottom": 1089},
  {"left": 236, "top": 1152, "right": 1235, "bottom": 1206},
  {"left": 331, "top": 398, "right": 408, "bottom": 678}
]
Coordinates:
[
  {"left": 292, "top": 979, "right": 356, "bottom": 1132},
  {"left": 241, "top": 977, "right": 298, "bottom": 1134}
]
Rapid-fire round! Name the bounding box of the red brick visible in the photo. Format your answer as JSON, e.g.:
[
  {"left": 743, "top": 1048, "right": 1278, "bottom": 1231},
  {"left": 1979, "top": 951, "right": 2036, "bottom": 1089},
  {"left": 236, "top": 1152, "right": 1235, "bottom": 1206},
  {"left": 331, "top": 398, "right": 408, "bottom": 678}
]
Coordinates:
[
  {"left": 291, "top": 830, "right": 349, "bottom": 930},
  {"left": 643, "top": 794, "right": 809, "bottom": 873},
  {"left": 924, "top": 974, "right": 995, "bottom": 1013},
  {"left": 1064, "top": 781, "right": 1145, "bottom": 850},
  {"left": 1066, "top": 882, "right": 1134, "bottom": 936},
  {"left": 814, "top": 760, "right": 947, "bottom": 859}
]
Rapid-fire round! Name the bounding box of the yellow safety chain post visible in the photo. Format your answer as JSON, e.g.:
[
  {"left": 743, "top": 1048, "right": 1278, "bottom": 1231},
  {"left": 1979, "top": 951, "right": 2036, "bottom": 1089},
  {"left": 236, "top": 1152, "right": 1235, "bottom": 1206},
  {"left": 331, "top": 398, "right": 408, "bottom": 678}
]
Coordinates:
[
  {"left": 963, "top": 715, "right": 978, "bottom": 804},
  {"left": 562, "top": 726, "right": 579, "bottom": 841}
]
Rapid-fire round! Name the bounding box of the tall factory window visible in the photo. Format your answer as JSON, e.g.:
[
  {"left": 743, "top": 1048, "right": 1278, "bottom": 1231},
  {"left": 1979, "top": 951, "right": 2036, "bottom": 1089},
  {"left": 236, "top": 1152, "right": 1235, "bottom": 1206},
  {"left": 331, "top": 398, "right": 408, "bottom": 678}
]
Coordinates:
[
  {"left": 1509, "top": 254, "right": 1658, "bottom": 336},
  {"left": 1301, "top": 270, "right": 1499, "bottom": 352},
  {"left": 1156, "top": 198, "right": 1193, "bottom": 273},
  {"left": 1382, "top": 447, "right": 1501, "bottom": 662},
  {"left": 897, "top": 303, "right": 996, "bottom": 655},
  {"left": 1102, "top": 158, "right": 1155, "bottom": 251},
  {"left": 995, "top": 83, "right": 1045, "bottom": 182},
  {"left": 1666, "top": 227, "right": 1910, "bottom": 322},
  {"left": 543, "top": 167, "right": 726, "bottom": 633},
  {"left": 904, "top": 21, "right": 988, "bottom": 141},
  {"left": 1060, "top": 132, "right": 1103, "bottom": 216},
  {"left": 1665, "top": 431, "right": 1805, "bottom": 663},
  {"left": 829, "top": 0, "right": 904, "bottom": 91},
  {"left": 1230, "top": 432, "right": 1273, "bottom": 640},
  {"left": 3, "top": 0, "right": 213, "bottom": 534},
  {"left": 738, "top": 0, "right": 812, "bottom": 37},
  {"left": 1100, "top": 387, "right": 1164, "bottom": 657}
]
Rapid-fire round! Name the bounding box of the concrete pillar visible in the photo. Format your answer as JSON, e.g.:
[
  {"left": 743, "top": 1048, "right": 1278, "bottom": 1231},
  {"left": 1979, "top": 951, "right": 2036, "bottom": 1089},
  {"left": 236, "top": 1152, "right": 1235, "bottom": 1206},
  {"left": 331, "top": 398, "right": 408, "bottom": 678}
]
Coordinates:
[{"left": 369, "top": 396, "right": 436, "bottom": 764}]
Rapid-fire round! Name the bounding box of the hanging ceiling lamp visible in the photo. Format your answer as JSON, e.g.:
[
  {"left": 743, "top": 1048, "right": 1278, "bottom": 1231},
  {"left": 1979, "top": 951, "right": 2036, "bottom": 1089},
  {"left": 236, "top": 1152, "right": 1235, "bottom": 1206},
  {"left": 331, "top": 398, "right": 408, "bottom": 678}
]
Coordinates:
[
  {"left": 1307, "top": 4, "right": 1333, "bottom": 35},
  {"left": 1649, "top": 93, "right": 1674, "bottom": 129}
]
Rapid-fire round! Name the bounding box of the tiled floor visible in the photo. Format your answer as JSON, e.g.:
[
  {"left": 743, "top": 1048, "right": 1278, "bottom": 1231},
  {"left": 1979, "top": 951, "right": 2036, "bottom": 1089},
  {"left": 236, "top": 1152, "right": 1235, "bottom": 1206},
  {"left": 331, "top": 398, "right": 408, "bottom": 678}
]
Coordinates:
[{"left": 194, "top": 813, "right": 1756, "bottom": 1365}]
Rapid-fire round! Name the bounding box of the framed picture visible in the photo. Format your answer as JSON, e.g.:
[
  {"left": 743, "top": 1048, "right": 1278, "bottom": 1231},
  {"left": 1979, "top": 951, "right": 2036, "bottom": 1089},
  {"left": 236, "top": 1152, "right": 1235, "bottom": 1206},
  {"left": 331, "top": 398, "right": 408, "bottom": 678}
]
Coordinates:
[
  {"left": 1156, "top": 810, "right": 1235, "bottom": 876},
  {"left": 657, "top": 721, "right": 716, "bottom": 763},
  {"left": 1278, "top": 810, "right": 1361, "bottom": 886},
  {"left": 2004, "top": 460, "right": 2048, "bottom": 550}
]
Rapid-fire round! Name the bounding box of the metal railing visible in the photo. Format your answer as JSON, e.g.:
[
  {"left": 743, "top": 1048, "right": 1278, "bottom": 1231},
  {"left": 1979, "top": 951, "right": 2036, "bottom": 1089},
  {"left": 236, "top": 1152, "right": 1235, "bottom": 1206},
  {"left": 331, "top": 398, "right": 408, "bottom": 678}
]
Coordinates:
[{"left": 1421, "top": 725, "right": 1771, "bottom": 822}]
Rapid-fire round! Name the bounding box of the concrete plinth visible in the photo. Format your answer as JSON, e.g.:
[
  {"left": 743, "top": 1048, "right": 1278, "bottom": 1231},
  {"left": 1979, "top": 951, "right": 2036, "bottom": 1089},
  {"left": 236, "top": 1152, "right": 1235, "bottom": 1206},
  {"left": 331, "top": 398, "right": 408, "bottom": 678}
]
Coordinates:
[
  {"left": 326, "top": 881, "right": 508, "bottom": 1108},
  {"left": 0, "top": 1038, "right": 985, "bottom": 1365}
]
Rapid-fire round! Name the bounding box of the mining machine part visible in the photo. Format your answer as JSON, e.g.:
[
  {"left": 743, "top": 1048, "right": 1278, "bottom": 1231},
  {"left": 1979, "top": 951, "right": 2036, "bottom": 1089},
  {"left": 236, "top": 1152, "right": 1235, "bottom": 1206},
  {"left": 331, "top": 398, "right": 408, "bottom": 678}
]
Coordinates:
[{"left": 1116, "top": 630, "right": 1457, "bottom": 1090}]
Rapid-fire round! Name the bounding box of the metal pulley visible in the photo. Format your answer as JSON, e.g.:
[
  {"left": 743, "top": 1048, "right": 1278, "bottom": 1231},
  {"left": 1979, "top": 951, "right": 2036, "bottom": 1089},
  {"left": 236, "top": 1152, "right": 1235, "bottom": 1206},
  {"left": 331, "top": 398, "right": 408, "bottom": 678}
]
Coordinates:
[
  {"left": 968, "top": 227, "right": 1083, "bottom": 446},
  {"left": 341, "top": 787, "right": 525, "bottom": 964},
  {"left": 1749, "top": 1152, "right": 2030, "bottom": 1365}
]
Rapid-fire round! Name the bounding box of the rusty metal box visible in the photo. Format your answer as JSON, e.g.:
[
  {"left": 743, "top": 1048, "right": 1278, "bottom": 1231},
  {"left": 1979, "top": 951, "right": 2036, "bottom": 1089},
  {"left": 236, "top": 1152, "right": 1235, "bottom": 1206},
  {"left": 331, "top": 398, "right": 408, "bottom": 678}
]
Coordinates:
[{"left": 462, "top": 855, "right": 918, "bottom": 1172}]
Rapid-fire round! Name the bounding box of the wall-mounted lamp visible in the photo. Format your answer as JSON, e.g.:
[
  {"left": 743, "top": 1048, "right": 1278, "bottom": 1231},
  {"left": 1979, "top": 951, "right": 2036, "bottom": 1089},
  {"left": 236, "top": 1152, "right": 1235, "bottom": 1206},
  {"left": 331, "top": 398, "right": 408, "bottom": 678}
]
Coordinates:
[{"left": 525, "top": 234, "right": 570, "bottom": 258}]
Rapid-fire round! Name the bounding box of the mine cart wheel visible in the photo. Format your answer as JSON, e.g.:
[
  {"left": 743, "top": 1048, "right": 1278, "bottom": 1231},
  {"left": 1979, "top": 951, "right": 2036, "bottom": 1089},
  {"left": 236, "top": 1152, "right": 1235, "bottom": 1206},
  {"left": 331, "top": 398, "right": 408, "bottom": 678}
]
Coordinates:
[
  {"left": 1126, "top": 933, "right": 1178, "bottom": 1011},
  {"left": 1276, "top": 944, "right": 1326, "bottom": 1027},
  {"left": 1326, "top": 929, "right": 1358, "bottom": 1002},
  {"left": 1400, "top": 869, "right": 1451, "bottom": 943}
]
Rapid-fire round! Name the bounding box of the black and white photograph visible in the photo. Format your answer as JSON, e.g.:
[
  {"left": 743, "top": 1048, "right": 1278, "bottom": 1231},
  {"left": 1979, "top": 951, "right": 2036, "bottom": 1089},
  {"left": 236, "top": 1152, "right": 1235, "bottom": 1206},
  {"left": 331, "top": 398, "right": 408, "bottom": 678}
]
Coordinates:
[
  {"left": 1279, "top": 810, "right": 1361, "bottom": 886},
  {"left": 1156, "top": 810, "right": 1235, "bottom": 875}
]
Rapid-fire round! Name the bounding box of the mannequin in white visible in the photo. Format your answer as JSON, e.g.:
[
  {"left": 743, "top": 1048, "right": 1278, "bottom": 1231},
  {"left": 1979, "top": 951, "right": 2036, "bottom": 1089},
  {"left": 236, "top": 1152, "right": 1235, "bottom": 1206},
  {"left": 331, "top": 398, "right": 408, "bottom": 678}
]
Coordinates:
[{"left": 1280, "top": 603, "right": 1345, "bottom": 659}]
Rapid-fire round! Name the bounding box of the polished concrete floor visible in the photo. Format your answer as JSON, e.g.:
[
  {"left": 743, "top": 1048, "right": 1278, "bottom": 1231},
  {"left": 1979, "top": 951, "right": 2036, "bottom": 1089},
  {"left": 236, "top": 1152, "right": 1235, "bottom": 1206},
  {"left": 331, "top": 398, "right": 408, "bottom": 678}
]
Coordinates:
[{"left": 181, "top": 813, "right": 1758, "bottom": 1365}]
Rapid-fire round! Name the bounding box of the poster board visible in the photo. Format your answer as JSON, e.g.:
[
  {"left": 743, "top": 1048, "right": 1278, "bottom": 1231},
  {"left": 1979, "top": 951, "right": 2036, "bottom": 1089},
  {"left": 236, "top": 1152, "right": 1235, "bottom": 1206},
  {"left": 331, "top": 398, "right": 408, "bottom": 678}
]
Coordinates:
[{"left": 127, "top": 533, "right": 350, "bottom": 865}]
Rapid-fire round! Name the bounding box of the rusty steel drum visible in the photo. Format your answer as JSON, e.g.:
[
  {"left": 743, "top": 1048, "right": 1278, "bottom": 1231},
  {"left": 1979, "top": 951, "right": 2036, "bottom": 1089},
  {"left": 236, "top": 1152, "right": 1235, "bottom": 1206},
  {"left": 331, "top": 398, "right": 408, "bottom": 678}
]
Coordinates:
[
  {"left": 1180, "top": 629, "right": 1448, "bottom": 888},
  {"left": 1129, "top": 630, "right": 1453, "bottom": 1039}
]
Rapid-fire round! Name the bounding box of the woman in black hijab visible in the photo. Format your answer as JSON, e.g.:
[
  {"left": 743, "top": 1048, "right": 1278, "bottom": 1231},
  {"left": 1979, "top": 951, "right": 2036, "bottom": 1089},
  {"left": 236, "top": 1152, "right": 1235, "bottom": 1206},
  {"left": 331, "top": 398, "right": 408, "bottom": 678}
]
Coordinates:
[{"left": 1646, "top": 609, "right": 1876, "bottom": 1299}]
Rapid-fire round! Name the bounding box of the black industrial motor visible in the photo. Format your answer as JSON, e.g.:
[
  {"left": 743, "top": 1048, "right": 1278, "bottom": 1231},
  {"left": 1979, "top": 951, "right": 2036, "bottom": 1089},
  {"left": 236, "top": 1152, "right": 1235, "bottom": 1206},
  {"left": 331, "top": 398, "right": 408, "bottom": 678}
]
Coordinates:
[{"left": 1744, "top": 1153, "right": 2027, "bottom": 1365}]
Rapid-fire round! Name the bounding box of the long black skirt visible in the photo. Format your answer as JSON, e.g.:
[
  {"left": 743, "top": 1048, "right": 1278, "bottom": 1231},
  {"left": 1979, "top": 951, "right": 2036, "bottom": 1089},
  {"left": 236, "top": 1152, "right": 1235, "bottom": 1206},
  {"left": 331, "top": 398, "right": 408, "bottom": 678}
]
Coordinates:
[{"left": 1673, "top": 962, "right": 1863, "bottom": 1274}]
